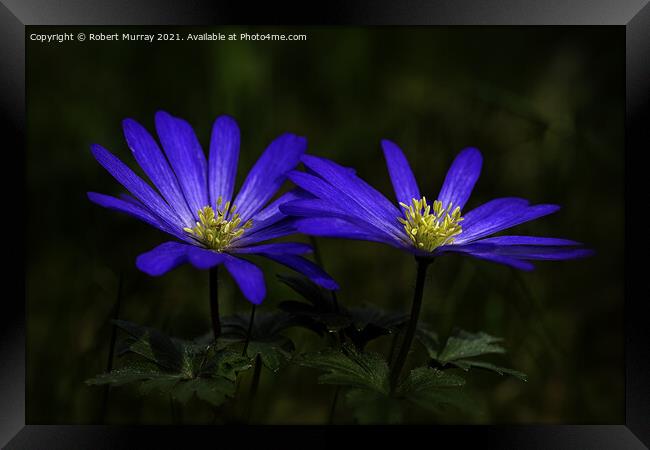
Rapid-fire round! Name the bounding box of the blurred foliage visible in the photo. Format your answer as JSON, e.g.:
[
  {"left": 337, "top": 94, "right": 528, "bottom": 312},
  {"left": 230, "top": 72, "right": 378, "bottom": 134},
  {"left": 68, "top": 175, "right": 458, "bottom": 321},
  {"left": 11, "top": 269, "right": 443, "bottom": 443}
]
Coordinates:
[{"left": 26, "top": 26, "right": 623, "bottom": 424}]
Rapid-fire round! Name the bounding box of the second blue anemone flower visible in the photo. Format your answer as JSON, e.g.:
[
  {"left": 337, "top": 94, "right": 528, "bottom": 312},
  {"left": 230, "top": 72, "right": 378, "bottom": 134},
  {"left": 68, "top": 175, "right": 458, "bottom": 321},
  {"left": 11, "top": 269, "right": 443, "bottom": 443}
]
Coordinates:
[
  {"left": 280, "top": 140, "right": 593, "bottom": 270},
  {"left": 88, "top": 111, "right": 338, "bottom": 304}
]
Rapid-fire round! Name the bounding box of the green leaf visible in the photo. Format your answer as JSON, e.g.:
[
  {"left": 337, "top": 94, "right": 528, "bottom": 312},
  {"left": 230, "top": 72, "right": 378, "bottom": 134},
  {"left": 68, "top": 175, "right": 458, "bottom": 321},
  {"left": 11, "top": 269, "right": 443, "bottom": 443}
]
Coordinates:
[
  {"left": 112, "top": 320, "right": 183, "bottom": 372},
  {"left": 299, "top": 344, "right": 403, "bottom": 423},
  {"left": 298, "top": 343, "right": 390, "bottom": 394},
  {"left": 85, "top": 362, "right": 167, "bottom": 387},
  {"left": 399, "top": 367, "right": 478, "bottom": 416},
  {"left": 86, "top": 323, "right": 252, "bottom": 408},
  {"left": 415, "top": 324, "right": 440, "bottom": 359},
  {"left": 437, "top": 330, "right": 505, "bottom": 363},
  {"left": 431, "top": 329, "right": 527, "bottom": 382},
  {"left": 407, "top": 385, "right": 480, "bottom": 416},
  {"left": 347, "top": 307, "right": 408, "bottom": 333},
  {"left": 345, "top": 307, "right": 408, "bottom": 349},
  {"left": 221, "top": 311, "right": 296, "bottom": 339},
  {"left": 399, "top": 366, "right": 465, "bottom": 392},
  {"left": 207, "top": 350, "right": 252, "bottom": 381},
  {"left": 166, "top": 349, "right": 251, "bottom": 406},
  {"left": 277, "top": 274, "right": 349, "bottom": 335},
  {"left": 279, "top": 275, "right": 410, "bottom": 348},
  {"left": 169, "top": 377, "right": 234, "bottom": 406},
  {"left": 220, "top": 312, "right": 296, "bottom": 371},
  {"left": 345, "top": 389, "right": 403, "bottom": 424},
  {"left": 449, "top": 360, "right": 528, "bottom": 382},
  {"left": 244, "top": 339, "right": 293, "bottom": 373}
]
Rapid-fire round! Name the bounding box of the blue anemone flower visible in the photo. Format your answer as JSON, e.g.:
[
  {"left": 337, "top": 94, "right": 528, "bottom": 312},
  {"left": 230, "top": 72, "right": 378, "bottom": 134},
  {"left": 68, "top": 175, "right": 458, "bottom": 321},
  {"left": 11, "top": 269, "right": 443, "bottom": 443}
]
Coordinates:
[
  {"left": 88, "top": 111, "right": 338, "bottom": 304},
  {"left": 280, "top": 140, "right": 593, "bottom": 270}
]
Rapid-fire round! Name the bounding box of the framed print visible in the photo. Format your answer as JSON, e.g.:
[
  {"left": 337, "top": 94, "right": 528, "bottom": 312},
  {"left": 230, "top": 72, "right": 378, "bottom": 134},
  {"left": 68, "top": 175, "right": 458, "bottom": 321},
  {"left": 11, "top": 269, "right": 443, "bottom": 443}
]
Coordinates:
[{"left": 1, "top": 1, "right": 648, "bottom": 448}]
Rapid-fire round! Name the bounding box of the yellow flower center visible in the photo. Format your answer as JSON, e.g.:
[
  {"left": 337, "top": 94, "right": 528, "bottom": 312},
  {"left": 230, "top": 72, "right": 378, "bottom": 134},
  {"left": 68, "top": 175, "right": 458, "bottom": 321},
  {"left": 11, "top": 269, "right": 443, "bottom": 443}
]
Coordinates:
[
  {"left": 183, "top": 197, "right": 253, "bottom": 251},
  {"left": 398, "top": 197, "right": 463, "bottom": 252}
]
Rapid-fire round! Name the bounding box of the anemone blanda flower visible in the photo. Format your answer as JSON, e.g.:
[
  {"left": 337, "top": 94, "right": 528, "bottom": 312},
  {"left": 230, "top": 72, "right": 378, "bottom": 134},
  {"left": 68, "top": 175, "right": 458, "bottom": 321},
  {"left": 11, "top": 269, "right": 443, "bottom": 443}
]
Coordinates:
[
  {"left": 88, "top": 111, "right": 338, "bottom": 304},
  {"left": 280, "top": 140, "right": 592, "bottom": 270}
]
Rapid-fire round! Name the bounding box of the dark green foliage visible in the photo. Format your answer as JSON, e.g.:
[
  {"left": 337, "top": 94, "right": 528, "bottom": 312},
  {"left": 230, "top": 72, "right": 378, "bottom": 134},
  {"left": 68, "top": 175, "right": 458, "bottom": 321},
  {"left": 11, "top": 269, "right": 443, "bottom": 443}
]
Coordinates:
[
  {"left": 277, "top": 274, "right": 352, "bottom": 335},
  {"left": 278, "top": 274, "right": 408, "bottom": 349},
  {"left": 345, "top": 307, "right": 408, "bottom": 350},
  {"left": 423, "top": 329, "right": 528, "bottom": 382},
  {"left": 220, "top": 311, "right": 296, "bottom": 372},
  {"left": 298, "top": 343, "right": 479, "bottom": 423},
  {"left": 86, "top": 321, "right": 251, "bottom": 406},
  {"left": 113, "top": 319, "right": 183, "bottom": 372},
  {"left": 398, "top": 367, "right": 478, "bottom": 416},
  {"left": 298, "top": 343, "right": 390, "bottom": 393}
]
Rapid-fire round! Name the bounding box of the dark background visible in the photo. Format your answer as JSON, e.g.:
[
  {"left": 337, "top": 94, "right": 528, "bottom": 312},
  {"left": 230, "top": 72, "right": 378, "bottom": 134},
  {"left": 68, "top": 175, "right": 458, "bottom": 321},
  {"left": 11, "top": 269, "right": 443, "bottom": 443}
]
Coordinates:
[{"left": 26, "top": 26, "right": 624, "bottom": 424}]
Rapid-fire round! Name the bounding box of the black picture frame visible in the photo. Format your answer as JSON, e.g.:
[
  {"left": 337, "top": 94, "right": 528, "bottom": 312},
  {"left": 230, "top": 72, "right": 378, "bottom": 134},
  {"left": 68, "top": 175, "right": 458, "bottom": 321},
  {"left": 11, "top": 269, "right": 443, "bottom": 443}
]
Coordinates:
[{"left": 2, "top": 1, "right": 648, "bottom": 448}]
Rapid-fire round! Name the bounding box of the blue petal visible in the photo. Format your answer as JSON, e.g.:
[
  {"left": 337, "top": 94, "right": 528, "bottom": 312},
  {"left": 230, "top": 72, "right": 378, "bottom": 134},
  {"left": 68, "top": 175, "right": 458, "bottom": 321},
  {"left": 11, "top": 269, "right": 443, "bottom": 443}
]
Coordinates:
[
  {"left": 437, "top": 147, "right": 483, "bottom": 211},
  {"left": 233, "top": 191, "right": 313, "bottom": 246},
  {"left": 117, "top": 193, "right": 142, "bottom": 206},
  {"left": 473, "top": 235, "right": 582, "bottom": 246},
  {"left": 381, "top": 139, "right": 420, "bottom": 205},
  {"left": 186, "top": 246, "right": 227, "bottom": 269},
  {"left": 233, "top": 133, "right": 307, "bottom": 222},
  {"left": 286, "top": 170, "right": 406, "bottom": 244},
  {"left": 155, "top": 111, "right": 209, "bottom": 216},
  {"left": 223, "top": 255, "right": 266, "bottom": 304},
  {"left": 87, "top": 192, "right": 193, "bottom": 243},
  {"left": 279, "top": 198, "right": 406, "bottom": 247},
  {"left": 463, "top": 252, "right": 535, "bottom": 271},
  {"left": 136, "top": 242, "right": 192, "bottom": 276},
  {"left": 230, "top": 242, "right": 312, "bottom": 255},
  {"left": 465, "top": 244, "right": 594, "bottom": 261},
  {"left": 458, "top": 200, "right": 560, "bottom": 244},
  {"left": 441, "top": 245, "right": 535, "bottom": 271},
  {"left": 122, "top": 118, "right": 194, "bottom": 227},
  {"left": 236, "top": 218, "right": 297, "bottom": 246},
  {"left": 300, "top": 155, "right": 403, "bottom": 234},
  {"left": 293, "top": 217, "right": 399, "bottom": 246},
  {"left": 249, "top": 189, "right": 313, "bottom": 231},
  {"left": 90, "top": 144, "right": 182, "bottom": 230},
  {"left": 208, "top": 115, "right": 240, "bottom": 207},
  {"left": 461, "top": 197, "right": 529, "bottom": 228},
  {"left": 262, "top": 253, "right": 339, "bottom": 291}
]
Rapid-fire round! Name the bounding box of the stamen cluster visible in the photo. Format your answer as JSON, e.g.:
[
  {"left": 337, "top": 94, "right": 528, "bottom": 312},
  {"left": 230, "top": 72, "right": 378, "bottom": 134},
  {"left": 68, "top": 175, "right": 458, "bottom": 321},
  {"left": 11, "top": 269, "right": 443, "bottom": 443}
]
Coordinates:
[
  {"left": 398, "top": 197, "right": 463, "bottom": 252},
  {"left": 184, "top": 197, "right": 253, "bottom": 251}
]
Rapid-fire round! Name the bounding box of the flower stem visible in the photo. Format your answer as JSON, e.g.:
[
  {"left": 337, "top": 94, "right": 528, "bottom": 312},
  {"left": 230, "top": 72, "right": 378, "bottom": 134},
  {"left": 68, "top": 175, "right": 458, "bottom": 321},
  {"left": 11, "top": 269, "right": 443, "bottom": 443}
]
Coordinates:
[
  {"left": 242, "top": 304, "right": 256, "bottom": 356},
  {"left": 387, "top": 329, "right": 401, "bottom": 366},
  {"left": 389, "top": 257, "right": 432, "bottom": 392},
  {"left": 242, "top": 303, "right": 259, "bottom": 422},
  {"left": 245, "top": 354, "right": 262, "bottom": 423},
  {"left": 209, "top": 266, "right": 221, "bottom": 342},
  {"left": 310, "top": 236, "right": 345, "bottom": 422}
]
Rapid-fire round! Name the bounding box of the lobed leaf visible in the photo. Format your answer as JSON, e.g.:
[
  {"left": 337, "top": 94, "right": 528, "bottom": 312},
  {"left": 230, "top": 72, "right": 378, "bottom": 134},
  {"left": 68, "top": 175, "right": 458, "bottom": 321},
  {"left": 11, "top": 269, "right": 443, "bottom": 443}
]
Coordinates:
[
  {"left": 112, "top": 319, "right": 183, "bottom": 372},
  {"left": 220, "top": 312, "right": 297, "bottom": 372},
  {"left": 448, "top": 360, "right": 528, "bottom": 382},
  {"left": 399, "top": 367, "right": 479, "bottom": 416},
  {"left": 86, "top": 322, "right": 252, "bottom": 408},
  {"left": 430, "top": 329, "right": 527, "bottom": 382},
  {"left": 298, "top": 343, "right": 390, "bottom": 394},
  {"left": 437, "top": 330, "right": 505, "bottom": 363}
]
